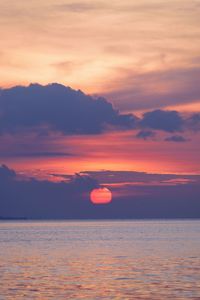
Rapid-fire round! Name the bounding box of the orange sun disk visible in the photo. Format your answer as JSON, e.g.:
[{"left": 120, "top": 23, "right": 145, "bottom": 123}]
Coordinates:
[{"left": 90, "top": 188, "right": 112, "bottom": 204}]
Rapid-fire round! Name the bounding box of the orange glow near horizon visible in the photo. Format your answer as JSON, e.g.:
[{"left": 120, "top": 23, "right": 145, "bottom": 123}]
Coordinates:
[{"left": 1, "top": 129, "right": 200, "bottom": 179}]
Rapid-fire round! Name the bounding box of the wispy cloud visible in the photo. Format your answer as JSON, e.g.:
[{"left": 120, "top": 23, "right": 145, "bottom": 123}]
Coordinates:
[{"left": 104, "top": 66, "right": 200, "bottom": 111}]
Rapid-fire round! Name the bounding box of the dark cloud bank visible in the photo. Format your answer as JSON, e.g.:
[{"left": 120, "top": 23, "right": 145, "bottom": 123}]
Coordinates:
[
  {"left": 0, "top": 83, "right": 199, "bottom": 140},
  {"left": 0, "top": 165, "right": 200, "bottom": 219},
  {"left": 0, "top": 83, "right": 136, "bottom": 135}
]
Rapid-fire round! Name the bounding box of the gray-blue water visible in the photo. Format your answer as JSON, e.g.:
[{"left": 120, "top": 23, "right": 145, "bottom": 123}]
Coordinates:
[{"left": 0, "top": 220, "right": 200, "bottom": 299}]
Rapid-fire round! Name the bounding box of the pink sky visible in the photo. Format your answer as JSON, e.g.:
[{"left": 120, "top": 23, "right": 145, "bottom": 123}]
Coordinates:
[{"left": 0, "top": 0, "right": 199, "bottom": 178}]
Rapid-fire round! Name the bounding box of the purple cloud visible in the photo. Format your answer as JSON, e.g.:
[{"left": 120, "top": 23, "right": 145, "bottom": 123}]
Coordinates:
[{"left": 165, "top": 135, "right": 188, "bottom": 142}]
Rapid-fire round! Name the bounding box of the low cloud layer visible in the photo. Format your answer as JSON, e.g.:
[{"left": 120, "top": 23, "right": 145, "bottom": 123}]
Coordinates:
[
  {"left": 1, "top": 165, "right": 200, "bottom": 219},
  {"left": 0, "top": 165, "right": 99, "bottom": 219}
]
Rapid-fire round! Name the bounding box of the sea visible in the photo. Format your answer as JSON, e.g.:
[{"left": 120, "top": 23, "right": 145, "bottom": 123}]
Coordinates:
[{"left": 0, "top": 220, "right": 200, "bottom": 299}]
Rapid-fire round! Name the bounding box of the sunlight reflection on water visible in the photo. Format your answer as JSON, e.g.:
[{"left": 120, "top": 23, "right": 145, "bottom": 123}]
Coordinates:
[{"left": 0, "top": 220, "right": 200, "bottom": 299}]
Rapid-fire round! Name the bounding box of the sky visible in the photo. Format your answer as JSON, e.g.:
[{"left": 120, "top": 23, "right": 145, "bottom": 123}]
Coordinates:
[{"left": 0, "top": 0, "right": 200, "bottom": 218}]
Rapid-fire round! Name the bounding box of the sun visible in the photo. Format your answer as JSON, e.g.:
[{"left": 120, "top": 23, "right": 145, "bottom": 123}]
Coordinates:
[{"left": 90, "top": 187, "right": 112, "bottom": 204}]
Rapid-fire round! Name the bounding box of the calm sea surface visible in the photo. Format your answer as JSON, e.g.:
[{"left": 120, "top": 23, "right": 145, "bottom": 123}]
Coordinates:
[{"left": 0, "top": 220, "right": 200, "bottom": 299}]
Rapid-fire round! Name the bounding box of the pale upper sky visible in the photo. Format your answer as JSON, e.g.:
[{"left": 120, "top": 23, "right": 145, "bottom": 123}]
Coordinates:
[{"left": 0, "top": 0, "right": 200, "bottom": 112}]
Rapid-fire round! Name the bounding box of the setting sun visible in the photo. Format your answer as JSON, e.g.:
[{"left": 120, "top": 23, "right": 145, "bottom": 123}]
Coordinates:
[{"left": 90, "top": 188, "right": 112, "bottom": 204}]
